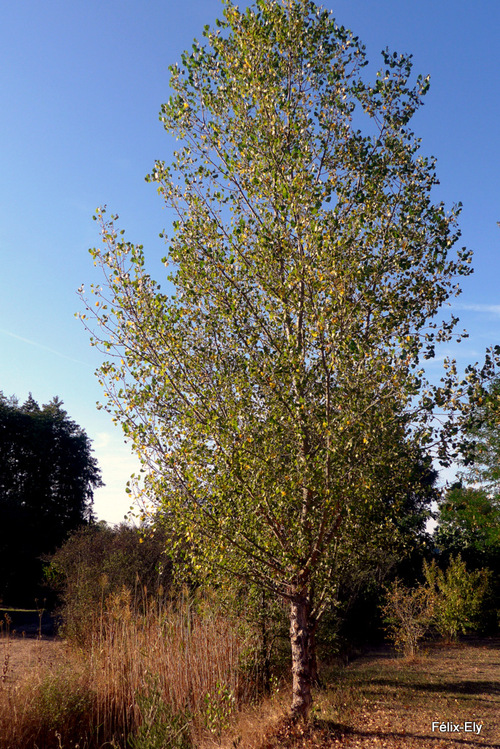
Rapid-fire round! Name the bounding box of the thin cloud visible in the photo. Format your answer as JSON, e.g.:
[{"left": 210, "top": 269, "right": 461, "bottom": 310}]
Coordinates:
[
  {"left": 0, "top": 328, "right": 90, "bottom": 366},
  {"left": 453, "top": 303, "right": 500, "bottom": 316}
]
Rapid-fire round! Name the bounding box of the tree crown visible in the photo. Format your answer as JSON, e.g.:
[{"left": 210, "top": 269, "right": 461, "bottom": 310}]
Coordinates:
[{"left": 81, "top": 0, "right": 492, "bottom": 609}]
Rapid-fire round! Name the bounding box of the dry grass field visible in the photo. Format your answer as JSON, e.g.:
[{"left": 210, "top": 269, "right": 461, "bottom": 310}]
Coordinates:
[
  {"left": 1, "top": 636, "right": 66, "bottom": 687},
  {"left": 1, "top": 625, "right": 499, "bottom": 748},
  {"left": 0, "top": 597, "right": 256, "bottom": 748}
]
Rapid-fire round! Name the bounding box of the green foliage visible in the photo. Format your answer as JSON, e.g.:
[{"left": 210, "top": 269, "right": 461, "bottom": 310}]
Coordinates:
[
  {"left": 383, "top": 555, "right": 492, "bottom": 653},
  {"left": 129, "top": 680, "right": 192, "bottom": 749},
  {"left": 28, "top": 666, "right": 95, "bottom": 748},
  {"left": 435, "top": 485, "right": 500, "bottom": 563},
  {"left": 79, "top": 0, "right": 497, "bottom": 718},
  {"left": 461, "top": 375, "right": 500, "bottom": 491},
  {"left": 434, "top": 375, "right": 500, "bottom": 634},
  {"left": 203, "top": 681, "right": 236, "bottom": 740},
  {"left": 35, "top": 673, "right": 92, "bottom": 732},
  {"left": 382, "top": 578, "right": 435, "bottom": 657},
  {"left": 0, "top": 392, "right": 102, "bottom": 605},
  {"left": 47, "top": 522, "right": 172, "bottom": 643},
  {"left": 81, "top": 0, "right": 477, "bottom": 613},
  {"left": 423, "top": 555, "right": 491, "bottom": 642},
  {"left": 435, "top": 374, "right": 500, "bottom": 564},
  {"left": 208, "top": 577, "right": 291, "bottom": 693}
]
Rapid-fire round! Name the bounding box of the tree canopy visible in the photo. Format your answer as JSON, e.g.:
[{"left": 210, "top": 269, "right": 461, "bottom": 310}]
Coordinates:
[
  {"left": 80, "top": 0, "right": 496, "bottom": 719},
  {"left": 435, "top": 375, "right": 500, "bottom": 567},
  {"left": 436, "top": 484, "right": 500, "bottom": 562},
  {"left": 461, "top": 375, "right": 500, "bottom": 491},
  {"left": 46, "top": 521, "right": 172, "bottom": 643},
  {"left": 0, "top": 392, "right": 102, "bottom": 605}
]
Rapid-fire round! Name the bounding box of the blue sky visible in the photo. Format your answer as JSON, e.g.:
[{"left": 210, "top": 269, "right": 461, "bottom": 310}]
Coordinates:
[{"left": 1, "top": 0, "right": 499, "bottom": 524}]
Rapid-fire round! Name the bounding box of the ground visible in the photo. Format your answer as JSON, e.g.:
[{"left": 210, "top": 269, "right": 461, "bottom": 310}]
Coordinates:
[
  {"left": 251, "top": 639, "right": 500, "bottom": 749},
  {"left": 0, "top": 635, "right": 65, "bottom": 687},
  {"left": 1, "top": 633, "right": 499, "bottom": 748}
]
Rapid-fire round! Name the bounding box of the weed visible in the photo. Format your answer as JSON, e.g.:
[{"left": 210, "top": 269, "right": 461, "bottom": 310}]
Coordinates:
[
  {"left": 129, "top": 679, "right": 192, "bottom": 749},
  {"left": 0, "top": 589, "right": 257, "bottom": 748},
  {"left": 203, "top": 681, "right": 236, "bottom": 741}
]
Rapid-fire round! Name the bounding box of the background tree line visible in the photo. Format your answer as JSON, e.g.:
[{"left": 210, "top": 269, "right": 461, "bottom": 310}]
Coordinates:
[
  {"left": 1, "top": 381, "right": 496, "bottom": 657},
  {"left": 0, "top": 392, "right": 101, "bottom": 606}
]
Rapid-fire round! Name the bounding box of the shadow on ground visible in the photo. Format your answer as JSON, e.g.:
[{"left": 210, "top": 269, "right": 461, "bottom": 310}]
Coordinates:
[
  {"left": 260, "top": 718, "right": 500, "bottom": 749},
  {"left": 359, "top": 676, "right": 500, "bottom": 696}
]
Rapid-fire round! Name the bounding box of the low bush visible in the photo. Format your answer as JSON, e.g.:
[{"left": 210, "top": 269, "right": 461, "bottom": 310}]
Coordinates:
[
  {"left": 382, "top": 555, "right": 493, "bottom": 656},
  {"left": 45, "top": 521, "right": 173, "bottom": 644},
  {"left": 382, "top": 578, "right": 435, "bottom": 657},
  {"left": 423, "top": 554, "right": 491, "bottom": 642}
]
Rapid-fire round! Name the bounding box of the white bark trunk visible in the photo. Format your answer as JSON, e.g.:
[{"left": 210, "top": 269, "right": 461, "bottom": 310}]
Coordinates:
[{"left": 289, "top": 595, "right": 313, "bottom": 722}]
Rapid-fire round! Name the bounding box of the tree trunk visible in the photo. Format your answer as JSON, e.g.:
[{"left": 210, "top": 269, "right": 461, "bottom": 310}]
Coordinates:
[{"left": 289, "top": 594, "right": 313, "bottom": 722}]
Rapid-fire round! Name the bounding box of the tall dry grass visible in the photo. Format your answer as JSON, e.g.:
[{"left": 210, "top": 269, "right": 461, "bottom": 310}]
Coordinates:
[{"left": 0, "top": 588, "right": 259, "bottom": 748}]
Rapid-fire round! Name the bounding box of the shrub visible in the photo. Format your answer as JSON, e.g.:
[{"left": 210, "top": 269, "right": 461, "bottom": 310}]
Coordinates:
[
  {"left": 45, "top": 521, "right": 172, "bottom": 643},
  {"left": 423, "top": 555, "right": 491, "bottom": 642},
  {"left": 382, "top": 578, "right": 435, "bottom": 657},
  {"left": 382, "top": 555, "right": 492, "bottom": 656},
  {"left": 129, "top": 678, "right": 193, "bottom": 749}
]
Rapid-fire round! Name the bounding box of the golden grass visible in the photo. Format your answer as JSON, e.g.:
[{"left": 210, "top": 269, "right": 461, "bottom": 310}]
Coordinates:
[
  {"left": 0, "top": 589, "right": 258, "bottom": 749},
  {"left": 5, "top": 592, "right": 497, "bottom": 749}
]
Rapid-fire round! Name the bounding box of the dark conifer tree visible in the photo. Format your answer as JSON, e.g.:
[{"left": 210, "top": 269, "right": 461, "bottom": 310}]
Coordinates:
[{"left": 0, "top": 392, "right": 102, "bottom": 605}]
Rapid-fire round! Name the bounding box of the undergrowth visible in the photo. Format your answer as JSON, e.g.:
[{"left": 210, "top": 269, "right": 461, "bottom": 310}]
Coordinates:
[{"left": 0, "top": 589, "right": 259, "bottom": 749}]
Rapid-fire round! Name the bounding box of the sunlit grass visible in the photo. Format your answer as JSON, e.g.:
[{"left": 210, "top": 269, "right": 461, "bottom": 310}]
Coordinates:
[{"left": 0, "top": 590, "right": 258, "bottom": 748}]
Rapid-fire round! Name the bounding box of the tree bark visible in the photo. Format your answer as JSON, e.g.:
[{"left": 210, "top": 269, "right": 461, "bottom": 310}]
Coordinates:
[{"left": 289, "top": 594, "right": 313, "bottom": 722}]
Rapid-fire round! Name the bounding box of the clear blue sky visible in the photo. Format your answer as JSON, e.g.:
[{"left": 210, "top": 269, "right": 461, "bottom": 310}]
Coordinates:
[{"left": 1, "top": 0, "right": 499, "bottom": 523}]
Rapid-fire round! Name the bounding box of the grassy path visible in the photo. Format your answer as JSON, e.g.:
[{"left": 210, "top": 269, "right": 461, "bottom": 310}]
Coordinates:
[{"left": 1, "top": 636, "right": 65, "bottom": 687}]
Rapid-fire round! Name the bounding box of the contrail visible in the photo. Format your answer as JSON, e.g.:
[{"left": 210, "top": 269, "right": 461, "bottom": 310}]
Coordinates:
[
  {"left": 0, "top": 328, "right": 91, "bottom": 366},
  {"left": 453, "top": 303, "right": 500, "bottom": 316}
]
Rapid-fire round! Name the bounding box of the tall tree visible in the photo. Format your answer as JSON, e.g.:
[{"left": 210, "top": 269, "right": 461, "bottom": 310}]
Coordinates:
[
  {"left": 461, "top": 375, "right": 500, "bottom": 491},
  {"left": 435, "top": 484, "right": 500, "bottom": 563},
  {"left": 0, "top": 393, "right": 101, "bottom": 604},
  {"left": 81, "top": 0, "right": 494, "bottom": 719},
  {"left": 433, "top": 376, "right": 500, "bottom": 631},
  {"left": 435, "top": 375, "right": 500, "bottom": 567}
]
